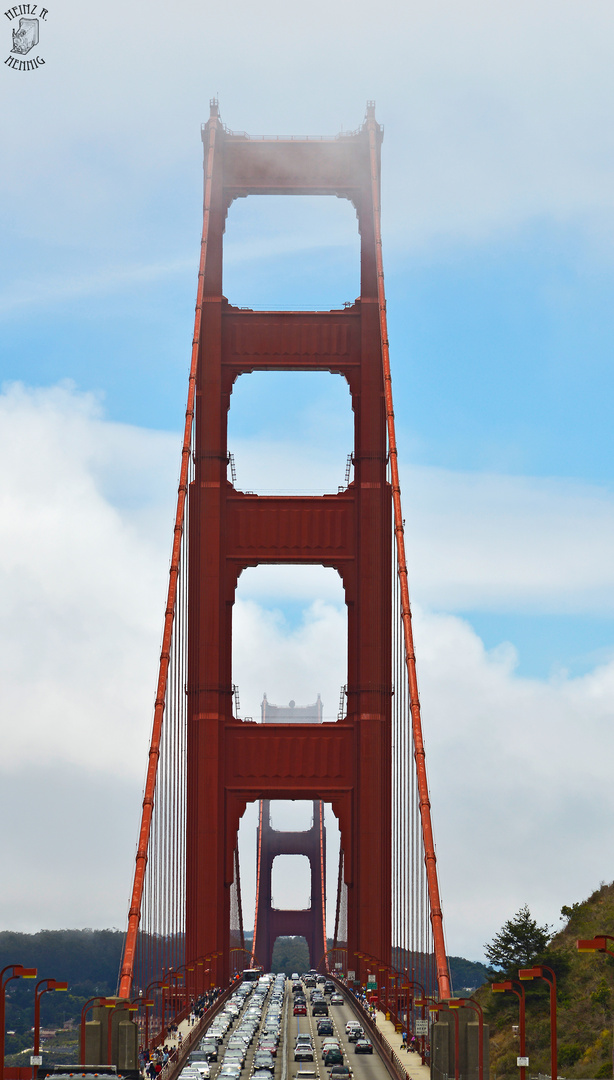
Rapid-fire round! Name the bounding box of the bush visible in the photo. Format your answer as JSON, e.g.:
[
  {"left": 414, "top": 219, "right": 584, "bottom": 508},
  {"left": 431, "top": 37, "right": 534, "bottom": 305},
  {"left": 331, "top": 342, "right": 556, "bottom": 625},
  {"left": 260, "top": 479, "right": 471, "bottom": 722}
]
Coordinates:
[{"left": 558, "top": 1043, "right": 583, "bottom": 1067}]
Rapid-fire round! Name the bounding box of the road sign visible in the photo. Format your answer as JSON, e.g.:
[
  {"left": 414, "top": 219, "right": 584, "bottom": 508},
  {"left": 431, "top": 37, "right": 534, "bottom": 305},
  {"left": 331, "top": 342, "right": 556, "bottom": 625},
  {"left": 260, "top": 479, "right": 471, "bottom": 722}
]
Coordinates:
[
  {"left": 30, "top": 1057, "right": 43, "bottom": 1066},
  {"left": 517, "top": 1058, "right": 529, "bottom": 1068},
  {"left": 415, "top": 1020, "right": 428, "bottom": 1035},
  {"left": 347, "top": 970, "right": 355, "bottom": 981}
]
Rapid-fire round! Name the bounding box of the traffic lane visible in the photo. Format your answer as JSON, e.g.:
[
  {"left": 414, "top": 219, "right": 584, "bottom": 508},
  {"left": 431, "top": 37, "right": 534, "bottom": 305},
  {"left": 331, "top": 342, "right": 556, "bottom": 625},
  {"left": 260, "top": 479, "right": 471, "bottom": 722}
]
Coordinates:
[
  {"left": 286, "top": 1000, "right": 389, "bottom": 1080},
  {"left": 207, "top": 985, "right": 282, "bottom": 1080}
]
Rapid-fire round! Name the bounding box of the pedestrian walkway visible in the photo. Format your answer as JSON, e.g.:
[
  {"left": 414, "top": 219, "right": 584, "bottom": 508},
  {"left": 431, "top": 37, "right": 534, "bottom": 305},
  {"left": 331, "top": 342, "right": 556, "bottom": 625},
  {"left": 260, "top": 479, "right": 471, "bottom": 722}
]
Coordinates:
[{"left": 373, "top": 1010, "right": 430, "bottom": 1080}]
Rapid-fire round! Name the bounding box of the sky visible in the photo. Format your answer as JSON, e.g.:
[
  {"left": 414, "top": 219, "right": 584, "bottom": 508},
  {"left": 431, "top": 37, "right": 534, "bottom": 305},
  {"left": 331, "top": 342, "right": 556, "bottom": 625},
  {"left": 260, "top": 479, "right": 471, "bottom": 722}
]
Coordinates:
[{"left": 2, "top": 0, "right": 614, "bottom": 966}]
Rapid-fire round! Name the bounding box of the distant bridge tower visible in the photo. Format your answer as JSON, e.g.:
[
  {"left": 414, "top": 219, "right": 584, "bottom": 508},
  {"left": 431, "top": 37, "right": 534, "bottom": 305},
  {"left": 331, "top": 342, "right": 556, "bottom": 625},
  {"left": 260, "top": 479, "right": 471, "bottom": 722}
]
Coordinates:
[{"left": 252, "top": 698, "right": 327, "bottom": 970}]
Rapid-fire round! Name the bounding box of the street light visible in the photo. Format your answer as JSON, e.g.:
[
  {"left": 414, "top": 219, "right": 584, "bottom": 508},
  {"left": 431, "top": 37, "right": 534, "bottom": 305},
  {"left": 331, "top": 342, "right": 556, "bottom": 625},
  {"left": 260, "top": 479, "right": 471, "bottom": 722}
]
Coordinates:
[
  {"left": 416, "top": 999, "right": 457, "bottom": 1080},
  {"left": 1, "top": 965, "right": 37, "bottom": 1080},
  {"left": 32, "top": 979, "right": 68, "bottom": 1079},
  {"left": 454, "top": 997, "right": 485, "bottom": 1080},
  {"left": 143, "top": 981, "right": 169, "bottom": 1049},
  {"left": 578, "top": 937, "right": 614, "bottom": 956},
  {"left": 107, "top": 1000, "right": 138, "bottom": 1066},
  {"left": 519, "top": 966, "right": 557, "bottom": 1080},
  {"left": 492, "top": 981, "right": 527, "bottom": 1080},
  {"left": 79, "top": 996, "right": 115, "bottom": 1065}
]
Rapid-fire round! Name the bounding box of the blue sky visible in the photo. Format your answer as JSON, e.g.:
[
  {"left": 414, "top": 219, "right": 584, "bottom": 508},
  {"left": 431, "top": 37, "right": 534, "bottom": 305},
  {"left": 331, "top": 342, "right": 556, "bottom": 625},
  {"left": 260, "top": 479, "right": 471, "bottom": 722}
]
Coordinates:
[{"left": 2, "top": 0, "right": 614, "bottom": 961}]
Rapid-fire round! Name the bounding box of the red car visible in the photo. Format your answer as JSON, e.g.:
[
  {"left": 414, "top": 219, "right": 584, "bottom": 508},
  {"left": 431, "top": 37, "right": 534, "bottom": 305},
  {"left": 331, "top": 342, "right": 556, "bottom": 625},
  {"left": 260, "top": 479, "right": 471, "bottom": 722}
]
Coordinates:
[{"left": 293, "top": 1002, "right": 307, "bottom": 1015}]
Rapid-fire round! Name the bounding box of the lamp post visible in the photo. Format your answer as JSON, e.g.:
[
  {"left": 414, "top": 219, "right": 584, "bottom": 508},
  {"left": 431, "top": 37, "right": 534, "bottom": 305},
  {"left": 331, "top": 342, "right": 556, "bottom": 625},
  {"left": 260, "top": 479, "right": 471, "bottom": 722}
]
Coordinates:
[
  {"left": 578, "top": 936, "right": 614, "bottom": 957},
  {"left": 400, "top": 977, "right": 427, "bottom": 1064},
  {"left": 107, "top": 1000, "right": 138, "bottom": 1066},
  {"left": 79, "top": 996, "right": 115, "bottom": 1066},
  {"left": 519, "top": 966, "right": 557, "bottom": 1080},
  {"left": 578, "top": 937, "right": 614, "bottom": 1079},
  {"left": 454, "top": 997, "right": 484, "bottom": 1080},
  {"left": 1, "top": 965, "right": 37, "bottom": 1080},
  {"left": 32, "top": 979, "right": 68, "bottom": 1079},
  {"left": 416, "top": 999, "right": 456, "bottom": 1080},
  {"left": 143, "top": 981, "right": 169, "bottom": 1049},
  {"left": 492, "top": 980, "right": 527, "bottom": 1080}
]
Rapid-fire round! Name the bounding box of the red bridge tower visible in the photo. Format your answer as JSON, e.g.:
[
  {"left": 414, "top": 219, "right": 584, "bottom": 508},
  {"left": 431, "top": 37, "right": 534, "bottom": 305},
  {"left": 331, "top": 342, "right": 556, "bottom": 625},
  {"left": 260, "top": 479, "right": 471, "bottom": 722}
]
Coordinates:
[{"left": 186, "top": 101, "right": 392, "bottom": 981}]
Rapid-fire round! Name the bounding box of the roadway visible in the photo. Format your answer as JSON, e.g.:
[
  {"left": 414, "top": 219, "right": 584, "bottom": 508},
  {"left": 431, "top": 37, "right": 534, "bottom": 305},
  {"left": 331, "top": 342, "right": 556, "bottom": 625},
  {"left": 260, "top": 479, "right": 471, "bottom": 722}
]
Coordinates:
[{"left": 197, "top": 978, "right": 394, "bottom": 1080}]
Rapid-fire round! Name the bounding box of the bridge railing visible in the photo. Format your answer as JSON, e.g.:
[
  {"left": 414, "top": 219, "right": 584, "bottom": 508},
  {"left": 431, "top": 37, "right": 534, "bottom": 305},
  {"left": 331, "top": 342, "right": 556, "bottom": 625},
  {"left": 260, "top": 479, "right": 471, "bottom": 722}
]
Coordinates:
[{"left": 330, "top": 975, "right": 410, "bottom": 1080}]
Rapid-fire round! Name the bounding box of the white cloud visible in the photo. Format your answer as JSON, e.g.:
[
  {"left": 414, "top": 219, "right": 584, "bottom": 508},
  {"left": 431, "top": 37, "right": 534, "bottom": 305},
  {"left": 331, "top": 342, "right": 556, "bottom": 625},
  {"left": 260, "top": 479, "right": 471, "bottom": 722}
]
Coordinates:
[
  {"left": 412, "top": 605, "right": 614, "bottom": 960},
  {"left": 402, "top": 465, "right": 614, "bottom": 613},
  {"left": 0, "top": 381, "right": 177, "bottom": 779}
]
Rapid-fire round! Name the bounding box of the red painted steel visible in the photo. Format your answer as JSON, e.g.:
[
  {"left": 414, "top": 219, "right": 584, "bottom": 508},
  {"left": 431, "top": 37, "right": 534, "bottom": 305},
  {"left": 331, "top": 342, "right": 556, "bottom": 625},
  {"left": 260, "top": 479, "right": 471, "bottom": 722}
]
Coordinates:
[
  {"left": 365, "top": 107, "right": 451, "bottom": 998},
  {"left": 185, "top": 101, "right": 392, "bottom": 984},
  {"left": 118, "top": 103, "right": 450, "bottom": 1005}
]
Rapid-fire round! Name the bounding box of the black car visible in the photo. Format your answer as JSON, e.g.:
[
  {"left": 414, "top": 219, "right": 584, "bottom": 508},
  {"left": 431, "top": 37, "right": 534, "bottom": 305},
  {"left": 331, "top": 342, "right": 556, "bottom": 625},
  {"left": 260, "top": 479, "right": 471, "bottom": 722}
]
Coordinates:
[
  {"left": 354, "top": 1041, "right": 373, "bottom": 1055},
  {"left": 316, "top": 1021, "right": 334, "bottom": 1036},
  {"left": 253, "top": 1052, "right": 275, "bottom": 1072},
  {"left": 198, "top": 1042, "right": 218, "bottom": 1062},
  {"left": 312, "top": 1000, "right": 329, "bottom": 1016}
]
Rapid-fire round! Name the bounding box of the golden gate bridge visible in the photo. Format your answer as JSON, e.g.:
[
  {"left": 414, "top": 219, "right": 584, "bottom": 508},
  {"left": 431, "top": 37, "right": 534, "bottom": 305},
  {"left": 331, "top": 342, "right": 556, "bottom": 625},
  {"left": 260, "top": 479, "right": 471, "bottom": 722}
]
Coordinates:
[{"left": 111, "top": 99, "right": 452, "bottom": 1072}]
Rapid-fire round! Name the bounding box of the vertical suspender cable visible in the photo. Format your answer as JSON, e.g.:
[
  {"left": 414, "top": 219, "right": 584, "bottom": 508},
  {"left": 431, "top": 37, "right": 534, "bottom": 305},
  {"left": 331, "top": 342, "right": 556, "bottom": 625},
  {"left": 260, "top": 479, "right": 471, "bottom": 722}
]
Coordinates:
[
  {"left": 118, "top": 116, "right": 219, "bottom": 1000},
  {"left": 366, "top": 108, "right": 451, "bottom": 999}
]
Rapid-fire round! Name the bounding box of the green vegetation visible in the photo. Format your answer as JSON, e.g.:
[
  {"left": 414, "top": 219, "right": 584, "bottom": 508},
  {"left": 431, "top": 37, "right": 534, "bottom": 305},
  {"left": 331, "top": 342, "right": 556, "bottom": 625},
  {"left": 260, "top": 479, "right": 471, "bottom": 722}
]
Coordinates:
[
  {"left": 484, "top": 904, "right": 551, "bottom": 973},
  {"left": 0, "top": 929, "right": 123, "bottom": 1068},
  {"left": 448, "top": 955, "right": 490, "bottom": 991},
  {"left": 479, "top": 883, "right": 614, "bottom": 1080},
  {"left": 270, "top": 936, "right": 311, "bottom": 974}
]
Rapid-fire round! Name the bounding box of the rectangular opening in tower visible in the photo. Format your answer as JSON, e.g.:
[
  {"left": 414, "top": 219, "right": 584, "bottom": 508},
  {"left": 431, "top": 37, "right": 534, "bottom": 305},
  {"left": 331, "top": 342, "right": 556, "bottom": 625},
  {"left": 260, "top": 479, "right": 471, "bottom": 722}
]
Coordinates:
[
  {"left": 224, "top": 195, "right": 360, "bottom": 311},
  {"left": 227, "top": 371, "right": 354, "bottom": 496},
  {"left": 232, "top": 565, "right": 347, "bottom": 724}
]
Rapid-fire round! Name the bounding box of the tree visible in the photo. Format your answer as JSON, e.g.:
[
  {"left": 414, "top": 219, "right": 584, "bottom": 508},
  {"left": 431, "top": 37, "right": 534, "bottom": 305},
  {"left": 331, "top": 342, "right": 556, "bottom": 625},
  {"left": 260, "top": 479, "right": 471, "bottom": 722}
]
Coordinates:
[{"left": 484, "top": 904, "right": 551, "bottom": 972}]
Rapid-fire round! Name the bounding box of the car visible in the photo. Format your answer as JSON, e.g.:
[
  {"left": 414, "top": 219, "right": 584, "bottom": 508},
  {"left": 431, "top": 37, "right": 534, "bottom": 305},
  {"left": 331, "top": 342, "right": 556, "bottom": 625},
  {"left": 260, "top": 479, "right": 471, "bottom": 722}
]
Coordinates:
[
  {"left": 324, "top": 1049, "right": 344, "bottom": 1067},
  {"left": 312, "top": 1001, "right": 328, "bottom": 1015},
  {"left": 321, "top": 1040, "right": 340, "bottom": 1059},
  {"left": 345, "top": 1021, "right": 362, "bottom": 1035},
  {"left": 330, "top": 994, "right": 344, "bottom": 1005},
  {"left": 253, "top": 1051, "right": 275, "bottom": 1072},
  {"left": 258, "top": 1041, "right": 278, "bottom": 1057},
  {"left": 316, "top": 975, "right": 326, "bottom": 984},
  {"left": 295, "top": 1035, "right": 313, "bottom": 1047},
  {"left": 329, "top": 1068, "right": 352, "bottom": 1080},
  {"left": 292, "top": 1070, "right": 318, "bottom": 1080},
  {"left": 291, "top": 972, "right": 300, "bottom": 980},
  {"left": 253, "top": 1072, "right": 274, "bottom": 1080},
  {"left": 347, "top": 1028, "right": 364, "bottom": 1043},
  {"left": 294, "top": 1002, "right": 307, "bottom": 1015},
  {"left": 223, "top": 1052, "right": 245, "bottom": 1068},
  {"left": 316, "top": 1020, "right": 334, "bottom": 1036},
  {"left": 218, "top": 1068, "right": 242, "bottom": 1080},
  {"left": 292, "top": 981, "right": 303, "bottom": 993},
  {"left": 354, "top": 1041, "right": 373, "bottom": 1055},
  {"left": 324, "top": 981, "right": 335, "bottom": 994},
  {"left": 227, "top": 1038, "right": 249, "bottom": 1052},
  {"left": 198, "top": 1041, "right": 218, "bottom": 1061},
  {"left": 294, "top": 1047, "right": 314, "bottom": 1062}
]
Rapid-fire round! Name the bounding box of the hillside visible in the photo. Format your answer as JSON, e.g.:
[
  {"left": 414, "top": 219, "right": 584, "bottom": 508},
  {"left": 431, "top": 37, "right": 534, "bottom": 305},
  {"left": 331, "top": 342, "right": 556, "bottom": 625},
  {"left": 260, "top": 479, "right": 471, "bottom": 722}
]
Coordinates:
[{"left": 481, "top": 882, "right": 614, "bottom": 1079}]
